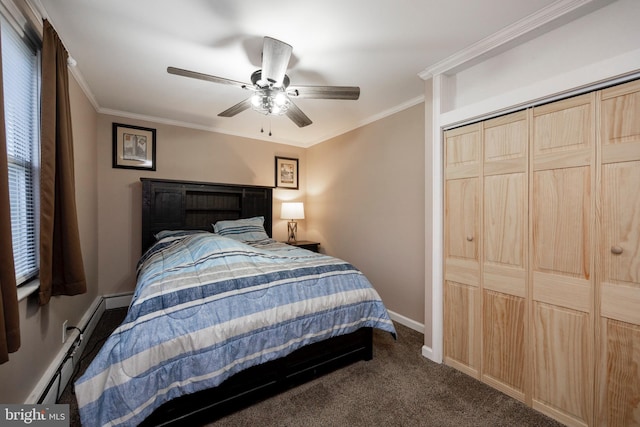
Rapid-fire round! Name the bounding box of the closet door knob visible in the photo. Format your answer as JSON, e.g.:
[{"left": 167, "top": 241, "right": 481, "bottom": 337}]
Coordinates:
[
  {"left": 466, "top": 235, "right": 474, "bottom": 242},
  {"left": 611, "top": 245, "right": 623, "bottom": 255}
]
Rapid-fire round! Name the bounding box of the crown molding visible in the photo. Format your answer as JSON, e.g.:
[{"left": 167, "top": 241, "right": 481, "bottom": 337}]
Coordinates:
[
  {"left": 305, "top": 95, "right": 425, "bottom": 147},
  {"left": 68, "top": 66, "right": 100, "bottom": 111},
  {"left": 419, "top": 0, "right": 614, "bottom": 79}
]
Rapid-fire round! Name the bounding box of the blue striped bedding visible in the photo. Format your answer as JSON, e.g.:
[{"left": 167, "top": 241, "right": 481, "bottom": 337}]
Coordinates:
[{"left": 75, "top": 232, "right": 396, "bottom": 426}]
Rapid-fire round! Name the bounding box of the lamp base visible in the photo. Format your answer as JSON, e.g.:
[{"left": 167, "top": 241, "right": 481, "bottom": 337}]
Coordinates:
[{"left": 287, "top": 221, "right": 298, "bottom": 243}]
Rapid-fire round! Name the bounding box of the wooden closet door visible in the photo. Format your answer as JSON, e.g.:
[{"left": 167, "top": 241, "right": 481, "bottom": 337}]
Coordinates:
[
  {"left": 531, "top": 93, "right": 595, "bottom": 427},
  {"left": 596, "top": 80, "right": 640, "bottom": 426},
  {"left": 482, "top": 111, "right": 528, "bottom": 402},
  {"left": 444, "top": 123, "right": 481, "bottom": 378}
]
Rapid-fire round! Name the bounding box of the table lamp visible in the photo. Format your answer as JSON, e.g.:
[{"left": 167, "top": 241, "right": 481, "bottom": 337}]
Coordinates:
[{"left": 280, "top": 202, "right": 304, "bottom": 243}]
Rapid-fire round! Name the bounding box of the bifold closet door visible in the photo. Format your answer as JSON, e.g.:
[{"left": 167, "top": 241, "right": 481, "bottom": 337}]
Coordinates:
[
  {"left": 443, "top": 123, "right": 481, "bottom": 378},
  {"left": 596, "top": 79, "right": 640, "bottom": 426},
  {"left": 481, "top": 111, "right": 528, "bottom": 402},
  {"left": 530, "top": 93, "right": 595, "bottom": 427}
]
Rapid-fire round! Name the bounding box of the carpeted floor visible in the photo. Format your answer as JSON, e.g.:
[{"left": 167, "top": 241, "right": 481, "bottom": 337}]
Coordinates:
[{"left": 60, "top": 308, "right": 563, "bottom": 427}]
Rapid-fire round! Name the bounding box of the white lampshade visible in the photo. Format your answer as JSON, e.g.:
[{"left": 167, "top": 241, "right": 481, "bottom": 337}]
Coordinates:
[{"left": 280, "top": 202, "right": 305, "bottom": 220}]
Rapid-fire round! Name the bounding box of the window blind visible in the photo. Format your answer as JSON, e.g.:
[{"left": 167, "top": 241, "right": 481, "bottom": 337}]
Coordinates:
[{"left": 2, "top": 17, "right": 40, "bottom": 285}]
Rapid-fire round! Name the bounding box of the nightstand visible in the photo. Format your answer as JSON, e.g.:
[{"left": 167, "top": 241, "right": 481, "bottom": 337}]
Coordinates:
[{"left": 285, "top": 240, "right": 320, "bottom": 253}]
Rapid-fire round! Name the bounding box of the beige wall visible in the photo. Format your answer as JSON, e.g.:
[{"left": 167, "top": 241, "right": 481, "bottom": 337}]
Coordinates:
[
  {"left": 96, "top": 116, "right": 307, "bottom": 295},
  {"left": 306, "top": 103, "right": 425, "bottom": 325},
  {"left": 0, "top": 75, "right": 99, "bottom": 403}
]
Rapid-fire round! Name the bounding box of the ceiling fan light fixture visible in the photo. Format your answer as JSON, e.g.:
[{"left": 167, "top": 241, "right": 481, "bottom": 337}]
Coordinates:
[
  {"left": 274, "top": 92, "right": 287, "bottom": 106},
  {"left": 250, "top": 89, "right": 290, "bottom": 116}
]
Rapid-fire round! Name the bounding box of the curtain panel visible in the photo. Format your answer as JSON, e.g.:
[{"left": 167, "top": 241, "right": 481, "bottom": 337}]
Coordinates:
[
  {"left": 39, "top": 20, "right": 86, "bottom": 306},
  {"left": 0, "top": 28, "right": 20, "bottom": 364}
]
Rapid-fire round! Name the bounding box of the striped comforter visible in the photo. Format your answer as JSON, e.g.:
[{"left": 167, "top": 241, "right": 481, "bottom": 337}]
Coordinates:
[{"left": 75, "top": 232, "right": 396, "bottom": 426}]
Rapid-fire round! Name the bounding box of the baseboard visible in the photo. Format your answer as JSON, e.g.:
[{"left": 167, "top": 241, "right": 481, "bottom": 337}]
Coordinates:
[
  {"left": 381, "top": 311, "right": 436, "bottom": 362},
  {"left": 421, "top": 345, "right": 440, "bottom": 363},
  {"left": 386, "top": 310, "right": 424, "bottom": 334}
]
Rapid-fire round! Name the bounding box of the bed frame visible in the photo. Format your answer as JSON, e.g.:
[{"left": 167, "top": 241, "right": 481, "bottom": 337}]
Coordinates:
[{"left": 138, "top": 178, "right": 373, "bottom": 426}]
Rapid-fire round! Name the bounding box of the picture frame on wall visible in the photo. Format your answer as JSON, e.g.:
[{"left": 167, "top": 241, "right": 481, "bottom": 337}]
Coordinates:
[
  {"left": 112, "top": 123, "right": 156, "bottom": 171},
  {"left": 275, "top": 156, "right": 299, "bottom": 189}
]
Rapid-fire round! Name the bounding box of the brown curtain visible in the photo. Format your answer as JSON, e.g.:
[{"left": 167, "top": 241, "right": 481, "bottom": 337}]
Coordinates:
[
  {"left": 0, "top": 27, "right": 21, "bottom": 364},
  {"left": 39, "top": 20, "right": 86, "bottom": 305}
]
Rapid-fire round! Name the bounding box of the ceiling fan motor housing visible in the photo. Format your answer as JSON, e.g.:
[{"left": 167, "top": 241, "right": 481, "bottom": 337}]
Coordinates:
[{"left": 251, "top": 70, "right": 290, "bottom": 89}]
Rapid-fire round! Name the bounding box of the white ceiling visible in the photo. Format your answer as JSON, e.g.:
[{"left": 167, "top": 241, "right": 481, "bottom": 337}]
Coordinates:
[{"left": 33, "top": 0, "right": 563, "bottom": 147}]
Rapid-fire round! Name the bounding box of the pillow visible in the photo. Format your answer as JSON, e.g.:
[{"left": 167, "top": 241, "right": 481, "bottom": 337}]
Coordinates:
[
  {"left": 154, "top": 229, "right": 208, "bottom": 240},
  {"left": 213, "top": 216, "right": 270, "bottom": 242}
]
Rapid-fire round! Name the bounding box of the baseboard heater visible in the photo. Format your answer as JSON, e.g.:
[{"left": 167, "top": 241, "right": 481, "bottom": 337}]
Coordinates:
[{"left": 27, "top": 293, "right": 133, "bottom": 405}]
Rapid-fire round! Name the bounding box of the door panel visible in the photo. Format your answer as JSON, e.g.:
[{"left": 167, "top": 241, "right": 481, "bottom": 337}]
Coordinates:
[
  {"left": 445, "top": 123, "right": 481, "bottom": 179},
  {"left": 484, "top": 173, "right": 526, "bottom": 268},
  {"left": 532, "top": 167, "right": 590, "bottom": 278},
  {"left": 533, "top": 94, "right": 592, "bottom": 156},
  {"left": 444, "top": 280, "right": 480, "bottom": 377},
  {"left": 531, "top": 94, "right": 595, "bottom": 426},
  {"left": 597, "top": 319, "right": 640, "bottom": 426},
  {"left": 532, "top": 303, "right": 591, "bottom": 426},
  {"left": 446, "top": 178, "right": 479, "bottom": 262},
  {"left": 596, "top": 79, "right": 640, "bottom": 426},
  {"left": 482, "top": 291, "right": 525, "bottom": 400},
  {"left": 444, "top": 123, "right": 482, "bottom": 377},
  {"left": 481, "top": 111, "right": 528, "bottom": 400},
  {"left": 484, "top": 110, "right": 528, "bottom": 175},
  {"left": 601, "top": 80, "right": 640, "bottom": 163},
  {"left": 601, "top": 161, "right": 640, "bottom": 288}
]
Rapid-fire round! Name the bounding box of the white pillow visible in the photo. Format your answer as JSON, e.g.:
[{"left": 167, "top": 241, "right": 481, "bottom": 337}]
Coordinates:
[{"left": 213, "top": 217, "right": 270, "bottom": 242}]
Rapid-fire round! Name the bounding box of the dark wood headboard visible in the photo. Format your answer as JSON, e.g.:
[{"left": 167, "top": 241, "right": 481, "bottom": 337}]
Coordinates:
[{"left": 141, "top": 178, "right": 273, "bottom": 253}]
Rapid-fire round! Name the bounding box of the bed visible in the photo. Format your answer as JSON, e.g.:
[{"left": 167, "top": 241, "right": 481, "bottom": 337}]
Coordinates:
[{"left": 74, "top": 178, "right": 396, "bottom": 426}]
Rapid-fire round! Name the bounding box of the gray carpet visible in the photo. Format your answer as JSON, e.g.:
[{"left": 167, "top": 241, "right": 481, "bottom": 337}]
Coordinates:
[{"left": 60, "top": 309, "right": 563, "bottom": 426}]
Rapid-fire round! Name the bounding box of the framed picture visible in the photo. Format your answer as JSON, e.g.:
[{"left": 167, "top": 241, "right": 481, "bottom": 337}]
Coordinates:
[
  {"left": 112, "top": 123, "right": 156, "bottom": 171},
  {"left": 275, "top": 156, "right": 299, "bottom": 189}
]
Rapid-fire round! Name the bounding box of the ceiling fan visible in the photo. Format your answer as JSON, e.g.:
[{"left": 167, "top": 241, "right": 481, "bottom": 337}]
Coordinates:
[{"left": 167, "top": 36, "right": 360, "bottom": 128}]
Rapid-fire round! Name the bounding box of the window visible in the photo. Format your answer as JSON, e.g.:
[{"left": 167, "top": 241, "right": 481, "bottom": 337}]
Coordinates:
[{"left": 1, "top": 16, "right": 40, "bottom": 286}]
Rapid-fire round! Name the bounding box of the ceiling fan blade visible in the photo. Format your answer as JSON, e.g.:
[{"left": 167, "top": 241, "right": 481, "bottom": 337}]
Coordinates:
[
  {"left": 218, "top": 98, "right": 252, "bottom": 117},
  {"left": 168, "top": 66, "right": 249, "bottom": 89},
  {"left": 261, "top": 37, "right": 292, "bottom": 86},
  {"left": 285, "top": 100, "right": 312, "bottom": 128},
  {"left": 288, "top": 85, "right": 360, "bottom": 100}
]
